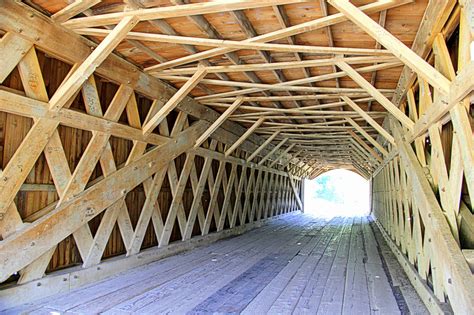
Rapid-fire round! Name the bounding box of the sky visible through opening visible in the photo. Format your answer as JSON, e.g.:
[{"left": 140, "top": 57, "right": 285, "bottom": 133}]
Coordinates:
[{"left": 304, "top": 169, "right": 370, "bottom": 218}]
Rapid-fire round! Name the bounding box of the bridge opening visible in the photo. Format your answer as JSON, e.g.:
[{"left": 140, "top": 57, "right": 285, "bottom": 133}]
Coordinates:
[{"left": 304, "top": 169, "right": 370, "bottom": 218}]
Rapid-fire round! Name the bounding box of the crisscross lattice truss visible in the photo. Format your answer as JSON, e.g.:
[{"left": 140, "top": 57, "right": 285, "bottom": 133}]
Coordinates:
[{"left": 0, "top": 0, "right": 473, "bottom": 312}]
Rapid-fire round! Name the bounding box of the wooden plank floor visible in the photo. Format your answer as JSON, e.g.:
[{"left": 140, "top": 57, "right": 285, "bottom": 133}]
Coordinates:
[{"left": 5, "top": 213, "right": 428, "bottom": 314}]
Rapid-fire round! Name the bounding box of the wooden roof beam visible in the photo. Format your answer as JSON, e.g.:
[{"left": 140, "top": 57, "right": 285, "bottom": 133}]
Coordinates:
[
  {"left": 258, "top": 138, "right": 289, "bottom": 166},
  {"left": 367, "top": 10, "right": 387, "bottom": 112},
  {"left": 167, "top": 0, "right": 290, "bottom": 117},
  {"left": 269, "top": 143, "right": 296, "bottom": 168},
  {"left": 329, "top": 0, "right": 451, "bottom": 95},
  {"left": 225, "top": 117, "right": 266, "bottom": 157},
  {"left": 201, "top": 92, "right": 387, "bottom": 104},
  {"left": 194, "top": 97, "right": 244, "bottom": 148},
  {"left": 247, "top": 130, "right": 280, "bottom": 162},
  {"left": 49, "top": 16, "right": 138, "bottom": 111},
  {"left": 345, "top": 117, "right": 389, "bottom": 156},
  {"left": 124, "top": 0, "right": 232, "bottom": 95},
  {"left": 142, "top": 66, "right": 207, "bottom": 136},
  {"left": 272, "top": 5, "right": 316, "bottom": 87},
  {"left": 160, "top": 74, "right": 394, "bottom": 94},
  {"left": 228, "top": 8, "right": 311, "bottom": 124},
  {"left": 153, "top": 56, "right": 396, "bottom": 75},
  {"left": 51, "top": 0, "right": 101, "bottom": 23},
  {"left": 342, "top": 96, "right": 395, "bottom": 145},
  {"left": 63, "top": 0, "right": 310, "bottom": 28},
  {"left": 145, "top": 0, "right": 410, "bottom": 72},
  {"left": 348, "top": 130, "right": 383, "bottom": 162},
  {"left": 319, "top": 0, "right": 341, "bottom": 89},
  {"left": 194, "top": 61, "right": 401, "bottom": 101},
  {"left": 337, "top": 61, "right": 414, "bottom": 131}
]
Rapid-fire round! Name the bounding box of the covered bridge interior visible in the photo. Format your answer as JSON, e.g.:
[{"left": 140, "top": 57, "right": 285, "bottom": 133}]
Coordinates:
[{"left": 0, "top": 0, "right": 473, "bottom": 313}]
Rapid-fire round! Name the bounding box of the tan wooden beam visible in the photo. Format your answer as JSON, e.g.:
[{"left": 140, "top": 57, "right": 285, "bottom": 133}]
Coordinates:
[
  {"left": 160, "top": 74, "right": 394, "bottom": 95},
  {"left": 63, "top": 0, "right": 311, "bottom": 28},
  {"left": 337, "top": 61, "right": 414, "bottom": 130},
  {"left": 201, "top": 93, "right": 381, "bottom": 104},
  {"left": 196, "top": 62, "right": 400, "bottom": 101},
  {"left": 153, "top": 56, "right": 396, "bottom": 75},
  {"left": 51, "top": 0, "right": 101, "bottom": 23},
  {"left": 142, "top": 66, "right": 207, "bottom": 136},
  {"left": 345, "top": 117, "right": 389, "bottom": 156},
  {"left": 225, "top": 117, "right": 265, "bottom": 156},
  {"left": 183, "top": 141, "right": 217, "bottom": 240},
  {"left": 247, "top": 131, "right": 280, "bottom": 162},
  {"left": 410, "top": 58, "right": 474, "bottom": 135},
  {"left": 76, "top": 28, "right": 393, "bottom": 57},
  {"left": 348, "top": 130, "right": 383, "bottom": 163},
  {"left": 367, "top": 9, "right": 387, "bottom": 112},
  {"left": 159, "top": 152, "right": 196, "bottom": 247},
  {"left": 329, "top": 0, "right": 451, "bottom": 95},
  {"left": 217, "top": 163, "right": 238, "bottom": 231},
  {"left": 0, "top": 33, "right": 33, "bottom": 83},
  {"left": 391, "top": 0, "right": 456, "bottom": 111},
  {"left": 258, "top": 138, "right": 289, "bottom": 166},
  {"left": 194, "top": 97, "right": 244, "bottom": 148},
  {"left": 269, "top": 143, "right": 296, "bottom": 168},
  {"left": 342, "top": 96, "right": 395, "bottom": 145},
  {"left": 50, "top": 16, "right": 138, "bottom": 111},
  {"left": 0, "top": 89, "right": 168, "bottom": 146}
]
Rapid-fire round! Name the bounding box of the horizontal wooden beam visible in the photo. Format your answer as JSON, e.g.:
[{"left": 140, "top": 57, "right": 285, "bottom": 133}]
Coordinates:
[
  {"left": 63, "top": 0, "right": 310, "bottom": 28},
  {"left": 159, "top": 75, "right": 395, "bottom": 94},
  {"left": 199, "top": 92, "right": 388, "bottom": 103},
  {"left": 51, "top": 0, "right": 101, "bottom": 23},
  {"left": 0, "top": 90, "right": 168, "bottom": 146},
  {"left": 195, "top": 62, "right": 401, "bottom": 101},
  {"left": 76, "top": 28, "right": 393, "bottom": 57},
  {"left": 152, "top": 56, "right": 397, "bottom": 75}
]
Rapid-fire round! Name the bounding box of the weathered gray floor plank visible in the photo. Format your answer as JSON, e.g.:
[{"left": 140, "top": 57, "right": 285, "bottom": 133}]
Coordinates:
[
  {"left": 342, "top": 217, "right": 371, "bottom": 315},
  {"left": 7, "top": 213, "right": 428, "bottom": 315},
  {"left": 361, "top": 216, "right": 401, "bottom": 314},
  {"left": 316, "top": 218, "right": 353, "bottom": 314}
]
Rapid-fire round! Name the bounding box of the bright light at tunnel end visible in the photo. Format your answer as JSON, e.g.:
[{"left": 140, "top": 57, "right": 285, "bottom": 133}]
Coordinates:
[{"left": 303, "top": 169, "right": 370, "bottom": 219}]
